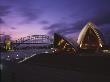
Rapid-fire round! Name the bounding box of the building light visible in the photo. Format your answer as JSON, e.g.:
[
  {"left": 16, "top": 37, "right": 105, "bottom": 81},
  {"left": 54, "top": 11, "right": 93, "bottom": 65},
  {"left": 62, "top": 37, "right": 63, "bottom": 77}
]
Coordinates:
[
  {"left": 63, "top": 44, "right": 66, "bottom": 49},
  {"left": 16, "top": 58, "right": 19, "bottom": 59},
  {"left": 18, "top": 54, "right": 36, "bottom": 63},
  {"left": 54, "top": 49, "right": 57, "bottom": 51},
  {"left": 99, "top": 43, "right": 102, "bottom": 47},
  {"left": 58, "top": 39, "right": 64, "bottom": 45},
  {"left": 80, "top": 44, "right": 82, "bottom": 48},
  {"left": 80, "top": 41, "right": 83, "bottom": 48},
  {"left": 102, "top": 50, "right": 110, "bottom": 53},
  {"left": 44, "top": 51, "right": 48, "bottom": 53},
  {"left": 51, "top": 48, "right": 54, "bottom": 50}
]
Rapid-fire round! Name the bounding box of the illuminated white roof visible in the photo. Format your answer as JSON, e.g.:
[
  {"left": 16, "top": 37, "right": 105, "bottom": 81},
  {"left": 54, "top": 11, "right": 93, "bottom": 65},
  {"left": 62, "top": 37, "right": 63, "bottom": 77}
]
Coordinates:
[{"left": 77, "top": 22, "right": 103, "bottom": 46}]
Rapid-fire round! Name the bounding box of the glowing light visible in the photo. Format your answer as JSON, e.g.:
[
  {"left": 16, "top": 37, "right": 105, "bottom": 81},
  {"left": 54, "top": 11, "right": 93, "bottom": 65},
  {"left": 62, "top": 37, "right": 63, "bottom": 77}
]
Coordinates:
[
  {"left": 51, "top": 48, "right": 54, "bottom": 50},
  {"left": 100, "top": 43, "right": 102, "bottom": 47},
  {"left": 80, "top": 44, "right": 82, "bottom": 48},
  {"left": 16, "top": 58, "right": 19, "bottom": 59},
  {"left": 18, "top": 54, "right": 36, "bottom": 63},
  {"left": 58, "top": 39, "right": 64, "bottom": 45},
  {"left": 44, "top": 51, "right": 48, "bottom": 53},
  {"left": 63, "top": 44, "right": 66, "bottom": 49},
  {"left": 102, "top": 50, "right": 110, "bottom": 53},
  {"left": 80, "top": 41, "right": 82, "bottom": 48}
]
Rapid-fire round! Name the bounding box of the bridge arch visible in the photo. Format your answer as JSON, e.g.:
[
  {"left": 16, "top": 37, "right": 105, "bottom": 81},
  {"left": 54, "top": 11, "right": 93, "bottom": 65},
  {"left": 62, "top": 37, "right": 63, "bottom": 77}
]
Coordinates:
[{"left": 12, "top": 35, "right": 53, "bottom": 49}]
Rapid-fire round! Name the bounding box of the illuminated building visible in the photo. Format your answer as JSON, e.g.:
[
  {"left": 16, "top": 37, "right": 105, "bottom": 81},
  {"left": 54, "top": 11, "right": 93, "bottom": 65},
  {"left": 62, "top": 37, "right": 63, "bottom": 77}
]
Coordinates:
[
  {"left": 54, "top": 33, "right": 76, "bottom": 55},
  {"left": 4, "top": 35, "right": 11, "bottom": 51},
  {"left": 77, "top": 22, "right": 104, "bottom": 50}
]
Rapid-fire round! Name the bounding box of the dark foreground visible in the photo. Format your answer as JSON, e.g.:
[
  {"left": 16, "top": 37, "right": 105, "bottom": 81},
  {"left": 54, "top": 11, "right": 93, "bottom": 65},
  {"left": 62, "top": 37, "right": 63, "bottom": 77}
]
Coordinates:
[{"left": 1, "top": 54, "right": 110, "bottom": 82}]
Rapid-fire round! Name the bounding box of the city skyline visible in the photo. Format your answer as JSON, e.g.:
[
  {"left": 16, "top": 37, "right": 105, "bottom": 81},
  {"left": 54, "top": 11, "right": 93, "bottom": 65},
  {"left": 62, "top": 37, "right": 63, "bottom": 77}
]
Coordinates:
[{"left": 0, "top": 0, "right": 110, "bottom": 44}]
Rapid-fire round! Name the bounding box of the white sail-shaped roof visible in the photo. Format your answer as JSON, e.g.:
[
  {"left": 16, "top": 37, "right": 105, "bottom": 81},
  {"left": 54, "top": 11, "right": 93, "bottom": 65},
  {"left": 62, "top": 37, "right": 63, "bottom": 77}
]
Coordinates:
[{"left": 77, "top": 22, "right": 103, "bottom": 47}]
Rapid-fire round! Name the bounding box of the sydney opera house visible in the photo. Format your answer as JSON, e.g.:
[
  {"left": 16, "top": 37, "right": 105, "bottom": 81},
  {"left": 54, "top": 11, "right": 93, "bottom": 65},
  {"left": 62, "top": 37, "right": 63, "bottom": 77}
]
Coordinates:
[{"left": 53, "top": 22, "right": 110, "bottom": 55}]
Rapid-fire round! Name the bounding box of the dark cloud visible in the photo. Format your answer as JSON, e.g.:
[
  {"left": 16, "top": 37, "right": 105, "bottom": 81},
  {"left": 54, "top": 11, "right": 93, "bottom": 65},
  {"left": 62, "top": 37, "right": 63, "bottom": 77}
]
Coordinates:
[
  {"left": 0, "top": 0, "right": 42, "bottom": 23},
  {"left": 45, "top": 9, "right": 110, "bottom": 42},
  {"left": 0, "top": 5, "right": 10, "bottom": 16},
  {"left": 70, "top": 10, "right": 110, "bottom": 30},
  {"left": 39, "top": 20, "right": 49, "bottom": 24},
  {"left": 11, "top": 27, "right": 16, "bottom": 30},
  {"left": 45, "top": 23, "right": 67, "bottom": 34},
  {"left": 45, "top": 22, "right": 80, "bottom": 35},
  {"left": 0, "top": 18, "right": 5, "bottom": 24},
  {"left": 19, "top": 7, "right": 42, "bottom": 22},
  {"left": 99, "top": 25, "right": 110, "bottom": 44},
  {"left": 0, "top": 5, "right": 10, "bottom": 24},
  {"left": 91, "top": 10, "right": 110, "bottom": 26}
]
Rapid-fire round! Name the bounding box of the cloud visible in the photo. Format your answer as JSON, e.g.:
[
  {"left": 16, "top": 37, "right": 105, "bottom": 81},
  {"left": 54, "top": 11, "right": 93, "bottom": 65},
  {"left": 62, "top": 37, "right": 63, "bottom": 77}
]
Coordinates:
[
  {"left": 45, "top": 23, "right": 68, "bottom": 34},
  {"left": 45, "top": 9, "right": 110, "bottom": 40},
  {"left": 99, "top": 25, "right": 110, "bottom": 44},
  {"left": 39, "top": 20, "right": 49, "bottom": 25},
  {"left": 0, "top": 5, "right": 10, "bottom": 16},
  {"left": 0, "top": 0, "right": 43, "bottom": 23},
  {"left": 0, "top": 18, "right": 5, "bottom": 24},
  {"left": 19, "top": 7, "right": 42, "bottom": 22},
  {"left": 0, "top": 5, "right": 10, "bottom": 24},
  {"left": 91, "top": 10, "right": 110, "bottom": 26},
  {"left": 45, "top": 21, "right": 83, "bottom": 35},
  {"left": 11, "top": 27, "right": 16, "bottom": 30}
]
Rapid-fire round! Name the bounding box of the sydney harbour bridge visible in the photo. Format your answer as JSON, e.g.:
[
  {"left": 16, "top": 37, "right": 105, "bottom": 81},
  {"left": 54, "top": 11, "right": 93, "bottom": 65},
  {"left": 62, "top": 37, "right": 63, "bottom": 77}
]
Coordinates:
[
  {"left": 12, "top": 35, "right": 53, "bottom": 49},
  {"left": 1, "top": 35, "right": 54, "bottom": 61}
]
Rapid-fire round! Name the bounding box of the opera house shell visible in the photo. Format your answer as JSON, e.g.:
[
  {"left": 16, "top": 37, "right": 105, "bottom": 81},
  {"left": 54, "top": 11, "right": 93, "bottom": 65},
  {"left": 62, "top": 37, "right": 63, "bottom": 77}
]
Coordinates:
[
  {"left": 77, "top": 22, "right": 104, "bottom": 50},
  {"left": 54, "top": 33, "right": 76, "bottom": 55}
]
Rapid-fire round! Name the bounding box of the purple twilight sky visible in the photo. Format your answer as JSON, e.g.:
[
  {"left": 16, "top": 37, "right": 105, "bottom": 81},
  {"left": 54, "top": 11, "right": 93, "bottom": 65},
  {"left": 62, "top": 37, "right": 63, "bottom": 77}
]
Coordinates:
[{"left": 0, "top": 0, "right": 110, "bottom": 44}]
